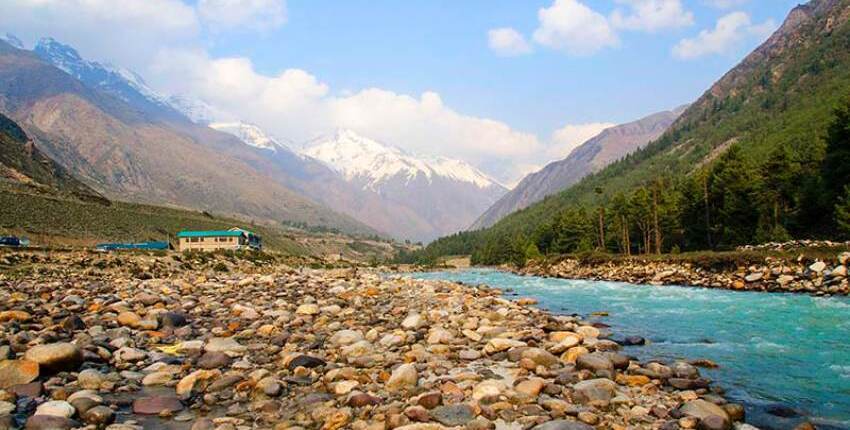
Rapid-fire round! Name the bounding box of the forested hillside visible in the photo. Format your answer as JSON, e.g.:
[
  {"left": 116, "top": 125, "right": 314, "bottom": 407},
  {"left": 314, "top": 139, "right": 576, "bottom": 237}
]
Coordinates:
[{"left": 401, "top": 0, "right": 850, "bottom": 265}]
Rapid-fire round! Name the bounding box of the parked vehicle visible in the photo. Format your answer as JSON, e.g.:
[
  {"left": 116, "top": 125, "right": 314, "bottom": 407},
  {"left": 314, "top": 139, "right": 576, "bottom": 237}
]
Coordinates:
[{"left": 0, "top": 236, "right": 28, "bottom": 247}]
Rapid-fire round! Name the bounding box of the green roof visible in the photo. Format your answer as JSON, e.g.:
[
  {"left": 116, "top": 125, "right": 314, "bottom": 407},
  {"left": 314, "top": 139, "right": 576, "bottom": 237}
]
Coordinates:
[{"left": 177, "top": 230, "right": 246, "bottom": 238}]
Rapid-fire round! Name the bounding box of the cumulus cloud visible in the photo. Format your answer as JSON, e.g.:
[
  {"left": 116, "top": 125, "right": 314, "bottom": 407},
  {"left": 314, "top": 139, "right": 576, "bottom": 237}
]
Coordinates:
[
  {"left": 198, "top": 0, "right": 287, "bottom": 32},
  {"left": 488, "top": 27, "right": 532, "bottom": 57},
  {"left": 672, "top": 12, "right": 776, "bottom": 59},
  {"left": 529, "top": 0, "right": 694, "bottom": 56},
  {"left": 532, "top": 0, "right": 618, "bottom": 56},
  {"left": 611, "top": 0, "right": 694, "bottom": 32},
  {"left": 548, "top": 122, "right": 615, "bottom": 159}
]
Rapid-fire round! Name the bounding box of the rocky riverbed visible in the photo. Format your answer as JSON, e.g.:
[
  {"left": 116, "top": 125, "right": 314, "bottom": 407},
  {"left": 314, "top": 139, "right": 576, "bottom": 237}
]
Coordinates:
[
  {"left": 520, "top": 251, "right": 850, "bottom": 296},
  {"left": 1, "top": 251, "right": 753, "bottom": 430}
]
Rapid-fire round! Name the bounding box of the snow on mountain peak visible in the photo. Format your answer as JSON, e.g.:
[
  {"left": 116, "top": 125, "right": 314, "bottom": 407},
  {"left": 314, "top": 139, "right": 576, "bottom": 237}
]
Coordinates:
[
  {"left": 2, "top": 33, "right": 24, "bottom": 49},
  {"left": 209, "top": 121, "right": 289, "bottom": 152},
  {"left": 33, "top": 37, "right": 171, "bottom": 109},
  {"left": 302, "top": 129, "right": 501, "bottom": 190}
]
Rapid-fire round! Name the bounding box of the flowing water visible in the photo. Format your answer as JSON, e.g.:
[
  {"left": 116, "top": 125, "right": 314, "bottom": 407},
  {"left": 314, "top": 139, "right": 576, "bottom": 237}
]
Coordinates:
[{"left": 408, "top": 269, "right": 850, "bottom": 430}]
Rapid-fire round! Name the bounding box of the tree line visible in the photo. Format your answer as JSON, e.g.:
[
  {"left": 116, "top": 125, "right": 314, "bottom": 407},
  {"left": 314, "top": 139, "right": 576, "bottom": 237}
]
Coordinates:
[{"left": 399, "top": 97, "right": 850, "bottom": 267}]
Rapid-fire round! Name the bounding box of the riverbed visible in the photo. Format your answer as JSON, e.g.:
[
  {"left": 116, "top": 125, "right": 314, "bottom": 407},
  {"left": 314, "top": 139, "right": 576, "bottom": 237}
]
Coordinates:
[{"left": 409, "top": 269, "right": 850, "bottom": 430}]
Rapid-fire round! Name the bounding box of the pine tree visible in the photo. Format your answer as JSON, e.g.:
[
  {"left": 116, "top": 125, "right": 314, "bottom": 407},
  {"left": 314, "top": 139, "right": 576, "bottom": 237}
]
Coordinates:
[{"left": 836, "top": 186, "right": 850, "bottom": 238}]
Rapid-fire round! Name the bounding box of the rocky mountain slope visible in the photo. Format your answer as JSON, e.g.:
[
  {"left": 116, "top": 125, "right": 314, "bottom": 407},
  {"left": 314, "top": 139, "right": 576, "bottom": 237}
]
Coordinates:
[
  {"left": 304, "top": 129, "right": 508, "bottom": 241},
  {"left": 0, "top": 39, "right": 377, "bottom": 236},
  {"left": 471, "top": 107, "right": 685, "bottom": 229},
  {"left": 0, "top": 112, "right": 102, "bottom": 200}
]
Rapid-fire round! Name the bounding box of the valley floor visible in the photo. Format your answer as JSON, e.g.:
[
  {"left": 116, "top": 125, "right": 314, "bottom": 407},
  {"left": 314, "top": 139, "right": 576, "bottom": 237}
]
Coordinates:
[{"left": 0, "top": 251, "right": 749, "bottom": 430}]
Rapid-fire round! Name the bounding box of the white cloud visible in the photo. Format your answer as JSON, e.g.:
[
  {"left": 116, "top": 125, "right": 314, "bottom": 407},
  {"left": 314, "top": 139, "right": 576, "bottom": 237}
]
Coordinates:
[
  {"left": 0, "top": 0, "right": 199, "bottom": 70},
  {"left": 548, "top": 122, "right": 615, "bottom": 159},
  {"left": 488, "top": 27, "right": 532, "bottom": 57},
  {"left": 198, "top": 0, "right": 287, "bottom": 32},
  {"left": 672, "top": 12, "right": 776, "bottom": 59},
  {"left": 532, "top": 0, "right": 618, "bottom": 56},
  {"left": 611, "top": 0, "right": 694, "bottom": 32},
  {"left": 151, "top": 49, "right": 542, "bottom": 183}
]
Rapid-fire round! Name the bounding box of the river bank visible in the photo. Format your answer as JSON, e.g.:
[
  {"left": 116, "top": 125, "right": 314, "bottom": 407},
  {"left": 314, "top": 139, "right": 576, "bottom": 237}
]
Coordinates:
[
  {"left": 518, "top": 249, "right": 850, "bottom": 296},
  {"left": 0, "top": 250, "right": 754, "bottom": 430}
]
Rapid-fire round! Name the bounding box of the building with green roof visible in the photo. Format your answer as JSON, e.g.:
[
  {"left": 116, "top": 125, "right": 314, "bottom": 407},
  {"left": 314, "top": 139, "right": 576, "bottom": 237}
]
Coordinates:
[{"left": 176, "top": 227, "right": 261, "bottom": 252}]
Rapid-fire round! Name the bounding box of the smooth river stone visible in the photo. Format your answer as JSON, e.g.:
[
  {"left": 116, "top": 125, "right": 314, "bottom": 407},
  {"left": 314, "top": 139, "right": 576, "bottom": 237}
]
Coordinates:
[
  {"left": 132, "top": 396, "right": 184, "bottom": 415},
  {"left": 23, "top": 343, "right": 83, "bottom": 373}
]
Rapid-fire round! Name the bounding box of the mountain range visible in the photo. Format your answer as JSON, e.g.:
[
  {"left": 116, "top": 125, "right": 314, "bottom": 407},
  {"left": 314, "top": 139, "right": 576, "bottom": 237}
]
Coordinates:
[
  {"left": 471, "top": 106, "right": 687, "bottom": 230},
  {"left": 0, "top": 37, "right": 379, "bottom": 237},
  {"left": 0, "top": 36, "right": 510, "bottom": 242}
]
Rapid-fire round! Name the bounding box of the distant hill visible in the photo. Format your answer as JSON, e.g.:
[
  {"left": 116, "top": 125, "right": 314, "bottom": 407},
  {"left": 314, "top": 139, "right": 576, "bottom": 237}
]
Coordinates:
[{"left": 471, "top": 107, "right": 685, "bottom": 229}]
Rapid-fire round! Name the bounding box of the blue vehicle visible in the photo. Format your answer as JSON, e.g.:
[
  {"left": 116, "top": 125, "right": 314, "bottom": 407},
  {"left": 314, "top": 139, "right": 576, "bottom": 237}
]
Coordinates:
[{"left": 95, "top": 241, "right": 170, "bottom": 252}]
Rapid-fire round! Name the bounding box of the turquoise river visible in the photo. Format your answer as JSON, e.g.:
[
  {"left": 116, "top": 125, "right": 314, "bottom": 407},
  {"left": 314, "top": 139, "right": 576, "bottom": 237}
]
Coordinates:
[{"left": 408, "top": 269, "right": 850, "bottom": 430}]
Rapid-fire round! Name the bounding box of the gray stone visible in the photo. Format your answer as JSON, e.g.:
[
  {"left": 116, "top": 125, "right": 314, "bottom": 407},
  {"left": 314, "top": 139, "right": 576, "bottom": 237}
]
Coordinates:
[{"left": 430, "top": 404, "right": 475, "bottom": 427}]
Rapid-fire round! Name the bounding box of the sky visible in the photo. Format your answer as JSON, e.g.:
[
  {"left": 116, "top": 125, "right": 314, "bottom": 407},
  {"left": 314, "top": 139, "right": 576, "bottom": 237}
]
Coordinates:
[{"left": 1, "top": 0, "right": 802, "bottom": 186}]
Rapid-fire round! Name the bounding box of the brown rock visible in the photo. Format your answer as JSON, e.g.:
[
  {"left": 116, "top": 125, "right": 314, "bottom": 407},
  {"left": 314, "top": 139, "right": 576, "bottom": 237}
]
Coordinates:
[{"left": 0, "top": 360, "right": 39, "bottom": 389}]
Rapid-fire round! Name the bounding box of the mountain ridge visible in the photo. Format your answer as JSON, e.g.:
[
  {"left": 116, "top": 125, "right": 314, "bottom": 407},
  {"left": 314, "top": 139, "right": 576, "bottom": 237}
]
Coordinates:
[{"left": 471, "top": 106, "right": 686, "bottom": 230}]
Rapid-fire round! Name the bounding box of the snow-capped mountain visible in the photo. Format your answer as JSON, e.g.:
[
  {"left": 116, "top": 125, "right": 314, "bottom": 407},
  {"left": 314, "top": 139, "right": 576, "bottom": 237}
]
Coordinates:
[
  {"left": 31, "top": 37, "right": 225, "bottom": 126},
  {"left": 209, "top": 121, "right": 291, "bottom": 152},
  {"left": 303, "top": 129, "right": 507, "bottom": 241},
  {"left": 33, "top": 37, "right": 174, "bottom": 112},
  {"left": 304, "top": 129, "right": 502, "bottom": 192}
]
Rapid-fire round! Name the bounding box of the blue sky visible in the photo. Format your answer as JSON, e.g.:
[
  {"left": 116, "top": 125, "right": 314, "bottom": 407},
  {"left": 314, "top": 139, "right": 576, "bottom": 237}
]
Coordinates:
[
  {"left": 209, "top": 0, "right": 796, "bottom": 135},
  {"left": 2, "top": 0, "right": 802, "bottom": 184}
]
